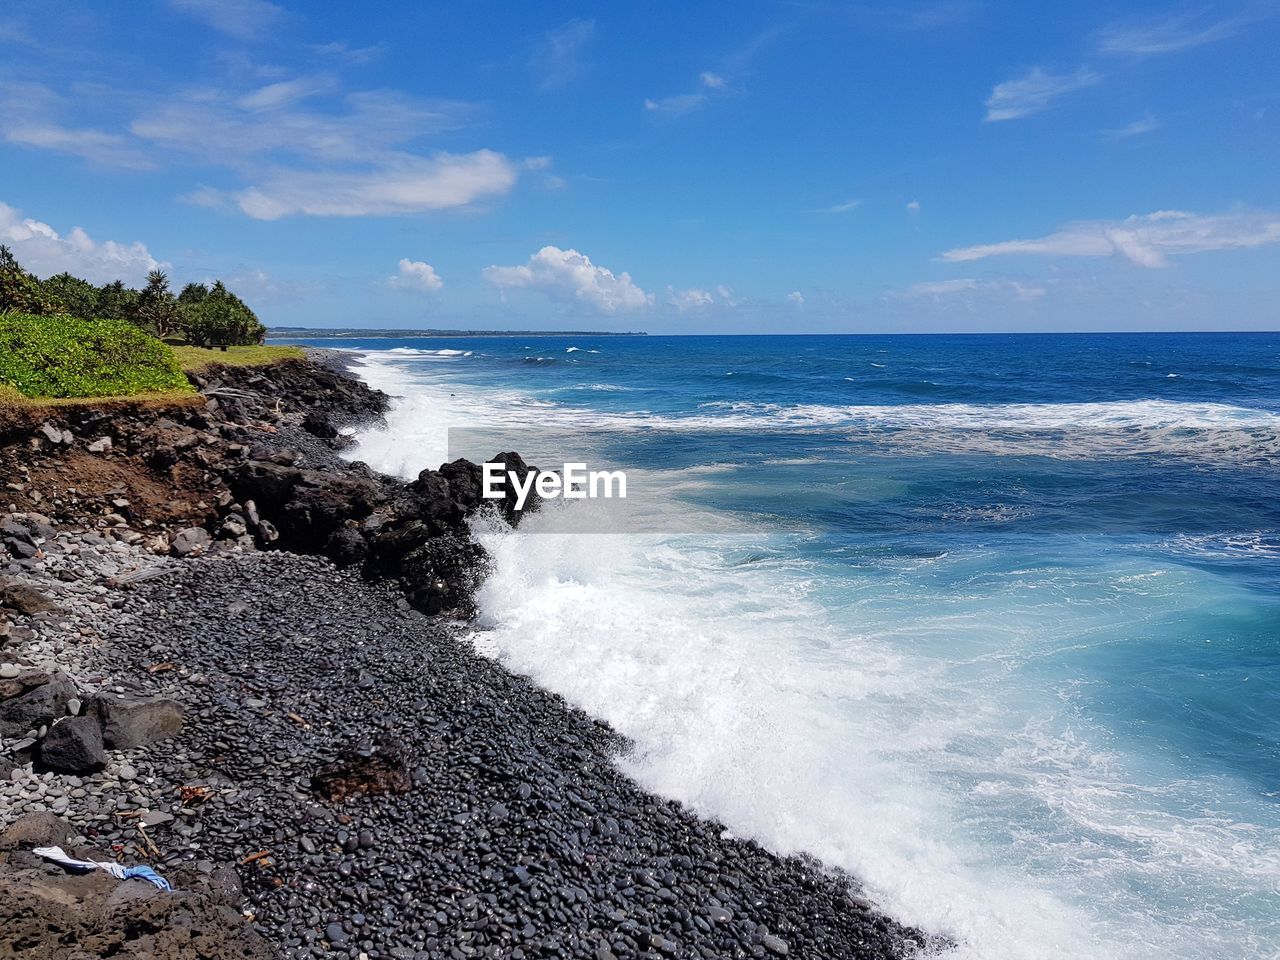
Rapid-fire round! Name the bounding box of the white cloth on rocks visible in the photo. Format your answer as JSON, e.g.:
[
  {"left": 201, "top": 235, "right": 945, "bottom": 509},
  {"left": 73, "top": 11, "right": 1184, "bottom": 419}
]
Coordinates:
[
  {"left": 33, "top": 845, "right": 128, "bottom": 879},
  {"left": 32, "top": 845, "right": 172, "bottom": 890}
]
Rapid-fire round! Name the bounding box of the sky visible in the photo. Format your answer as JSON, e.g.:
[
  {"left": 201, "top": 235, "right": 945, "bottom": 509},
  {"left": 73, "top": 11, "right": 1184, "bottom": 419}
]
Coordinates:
[{"left": 0, "top": 0, "right": 1277, "bottom": 334}]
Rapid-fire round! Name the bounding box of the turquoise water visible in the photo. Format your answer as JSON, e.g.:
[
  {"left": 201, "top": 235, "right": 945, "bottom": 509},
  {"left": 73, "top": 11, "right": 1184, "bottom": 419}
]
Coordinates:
[{"left": 282, "top": 333, "right": 1280, "bottom": 959}]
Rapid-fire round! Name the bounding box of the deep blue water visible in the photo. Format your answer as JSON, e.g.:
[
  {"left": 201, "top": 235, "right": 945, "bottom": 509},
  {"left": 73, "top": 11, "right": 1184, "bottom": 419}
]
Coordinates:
[{"left": 279, "top": 332, "right": 1280, "bottom": 960}]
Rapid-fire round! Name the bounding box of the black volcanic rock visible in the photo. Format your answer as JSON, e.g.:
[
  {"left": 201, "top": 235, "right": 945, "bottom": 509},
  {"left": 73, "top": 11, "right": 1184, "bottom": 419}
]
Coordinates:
[
  {"left": 39, "top": 716, "right": 106, "bottom": 772},
  {"left": 87, "top": 694, "right": 185, "bottom": 750},
  {"left": 0, "top": 669, "right": 77, "bottom": 738}
]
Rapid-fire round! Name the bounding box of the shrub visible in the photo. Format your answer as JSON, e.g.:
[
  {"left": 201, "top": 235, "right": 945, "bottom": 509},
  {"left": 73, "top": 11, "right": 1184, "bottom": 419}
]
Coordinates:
[{"left": 0, "top": 313, "right": 193, "bottom": 398}]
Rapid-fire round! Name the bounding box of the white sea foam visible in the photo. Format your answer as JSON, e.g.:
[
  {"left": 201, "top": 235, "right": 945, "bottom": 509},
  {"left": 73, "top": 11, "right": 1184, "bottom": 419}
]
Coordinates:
[
  {"left": 350, "top": 353, "right": 1280, "bottom": 465},
  {"left": 380, "top": 347, "right": 473, "bottom": 357},
  {"left": 344, "top": 348, "right": 1280, "bottom": 960}
]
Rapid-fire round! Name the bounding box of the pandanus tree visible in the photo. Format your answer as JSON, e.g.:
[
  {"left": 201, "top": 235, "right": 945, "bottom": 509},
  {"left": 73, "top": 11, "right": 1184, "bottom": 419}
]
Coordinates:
[{"left": 134, "top": 270, "right": 182, "bottom": 339}]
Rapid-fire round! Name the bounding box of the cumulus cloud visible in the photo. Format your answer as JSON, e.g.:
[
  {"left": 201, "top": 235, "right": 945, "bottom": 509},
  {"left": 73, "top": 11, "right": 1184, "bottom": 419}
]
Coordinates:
[
  {"left": 532, "top": 19, "right": 594, "bottom": 90},
  {"left": 668, "top": 287, "right": 714, "bottom": 311},
  {"left": 664, "top": 284, "right": 742, "bottom": 311},
  {"left": 645, "top": 71, "right": 729, "bottom": 115},
  {"left": 390, "top": 258, "right": 443, "bottom": 292},
  {"left": 0, "top": 200, "right": 162, "bottom": 284},
  {"left": 906, "top": 278, "right": 1046, "bottom": 300},
  {"left": 1095, "top": 9, "right": 1262, "bottom": 56},
  {"left": 787, "top": 291, "right": 805, "bottom": 305},
  {"left": 941, "top": 210, "right": 1280, "bottom": 268},
  {"left": 168, "top": 0, "right": 284, "bottom": 40},
  {"left": 907, "top": 199, "right": 921, "bottom": 213},
  {"left": 484, "top": 246, "right": 651, "bottom": 313},
  {"left": 984, "top": 67, "right": 1101, "bottom": 121}
]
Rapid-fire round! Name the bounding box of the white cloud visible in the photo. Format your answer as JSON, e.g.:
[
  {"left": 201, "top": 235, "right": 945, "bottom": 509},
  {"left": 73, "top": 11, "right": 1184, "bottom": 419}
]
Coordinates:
[
  {"left": 715, "top": 284, "right": 742, "bottom": 306},
  {"left": 532, "top": 19, "right": 594, "bottom": 91},
  {"left": 4, "top": 123, "right": 155, "bottom": 170},
  {"left": 223, "top": 150, "right": 518, "bottom": 219},
  {"left": 644, "top": 71, "right": 729, "bottom": 115},
  {"left": 1106, "top": 113, "right": 1159, "bottom": 139},
  {"left": 0, "top": 200, "right": 163, "bottom": 284},
  {"left": 907, "top": 199, "right": 921, "bottom": 213},
  {"left": 1095, "top": 9, "right": 1260, "bottom": 56},
  {"left": 984, "top": 67, "right": 1101, "bottom": 122},
  {"left": 906, "top": 278, "right": 1046, "bottom": 300},
  {"left": 132, "top": 88, "right": 473, "bottom": 167},
  {"left": 219, "top": 268, "right": 303, "bottom": 302},
  {"left": 668, "top": 287, "right": 714, "bottom": 311},
  {"left": 942, "top": 210, "right": 1280, "bottom": 268},
  {"left": 390, "top": 258, "right": 443, "bottom": 292},
  {"left": 310, "top": 41, "right": 386, "bottom": 65},
  {"left": 819, "top": 199, "right": 863, "bottom": 214},
  {"left": 484, "top": 246, "right": 652, "bottom": 313},
  {"left": 238, "top": 75, "right": 337, "bottom": 111},
  {"left": 168, "top": 0, "right": 284, "bottom": 40},
  {"left": 133, "top": 85, "right": 520, "bottom": 218},
  {"left": 0, "top": 81, "right": 155, "bottom": 170},
  {"left": 787, "top": 290, "right": 805, "bottom": 305},
  {"left": 665, "top": 284, "right": 742, "bottom": 311}
]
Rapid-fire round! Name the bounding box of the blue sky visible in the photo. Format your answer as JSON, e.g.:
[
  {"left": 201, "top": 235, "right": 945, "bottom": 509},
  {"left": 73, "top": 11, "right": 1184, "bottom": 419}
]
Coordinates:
[{"left": 0, "top": 0, "right": 1277, "bottom": 333}]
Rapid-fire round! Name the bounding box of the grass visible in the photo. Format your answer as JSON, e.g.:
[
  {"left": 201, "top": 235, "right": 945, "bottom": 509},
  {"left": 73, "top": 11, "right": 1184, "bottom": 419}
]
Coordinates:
[
  {"left": 0, "top": 313, "right": 192, "bottom": 400},
  {"left": 0, "top": 318, "right": 305, "bottom": 413},
  {"left": 174, "top": 344, "right": 305, "bottom": 371},
  {"left": 0, "top": 381, "right": 202, "bottom": 410}
]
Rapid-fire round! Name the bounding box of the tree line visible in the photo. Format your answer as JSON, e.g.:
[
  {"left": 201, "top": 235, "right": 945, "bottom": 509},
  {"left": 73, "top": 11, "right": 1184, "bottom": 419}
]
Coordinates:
[{"left": 0, "top": 246, "right": 267, "bottom": 347}]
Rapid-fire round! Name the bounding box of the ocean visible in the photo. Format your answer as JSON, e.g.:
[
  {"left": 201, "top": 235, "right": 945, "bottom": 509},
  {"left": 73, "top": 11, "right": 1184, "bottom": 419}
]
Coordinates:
[{"left": 279, "top": 332, "right": 1280, "bottom": 960}]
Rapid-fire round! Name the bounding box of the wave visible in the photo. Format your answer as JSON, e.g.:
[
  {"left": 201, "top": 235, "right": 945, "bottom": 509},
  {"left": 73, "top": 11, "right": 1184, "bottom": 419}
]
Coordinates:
[
  {"left": 344, "top": 347, "right": 1280, "bottom": 960},
  {"left": 566, "top": 346, "right": 602, "bottom": 354},
  {"left": 555, "top": 383, "right": 638, "bottom": 393},
  {"left": 653, "top": 399, "right": 1280, "bottom": 465}
]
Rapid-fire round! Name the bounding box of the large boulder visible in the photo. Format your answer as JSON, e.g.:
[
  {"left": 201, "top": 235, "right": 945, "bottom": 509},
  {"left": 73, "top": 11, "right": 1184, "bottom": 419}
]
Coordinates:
[
  {"left": 0, "top": 811, "right": 75, "bottom": 851},
  {"left": 88, "top": 695, "right": 185, "bottom": 750},
  {"left": 170, "top": 527, "right": 211, "bottom": 557},
  {"left": 398, "top": 532, "right": 488, "bottom": 616},
  {"left": 0, "top": 577, "right": 58, "bottom": 615},
  {"left": 0, "top": 669, "right": 77, "bottom": 738},
  {"left": 39, "top": 716, "right": 107, "bottom": 773},
  {"left": 231, "top": 461, "right": 383, "bottom": 551}
]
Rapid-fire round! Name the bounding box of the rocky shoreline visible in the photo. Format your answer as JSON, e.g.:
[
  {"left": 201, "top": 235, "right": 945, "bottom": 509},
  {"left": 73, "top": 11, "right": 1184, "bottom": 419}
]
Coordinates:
[{"left": 0, "top": 353, "right": 933, "bottom": 959}]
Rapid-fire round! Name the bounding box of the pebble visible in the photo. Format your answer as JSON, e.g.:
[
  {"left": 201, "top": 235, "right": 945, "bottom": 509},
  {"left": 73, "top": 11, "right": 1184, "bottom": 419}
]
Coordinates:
[{"left": 763, "top": 933, "right": 790, "bottom": 955}]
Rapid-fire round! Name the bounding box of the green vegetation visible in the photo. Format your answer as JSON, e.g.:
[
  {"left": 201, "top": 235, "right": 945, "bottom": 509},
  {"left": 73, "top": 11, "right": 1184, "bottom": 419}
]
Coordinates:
[
  {"left": 0, "top": 247, "right": 267, "bottom": 347},
  {"left": 174, "top": 344, "right": 305, "bottom": 371},
  {"left": 0, "top": 313, "right": 193, "bottom": 399}
]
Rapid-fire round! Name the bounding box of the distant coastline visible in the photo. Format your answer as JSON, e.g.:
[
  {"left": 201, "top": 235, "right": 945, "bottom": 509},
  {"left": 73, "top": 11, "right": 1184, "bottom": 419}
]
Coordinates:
[{"left": 268, "top": 326, "right": 648, "bottom": 338}]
